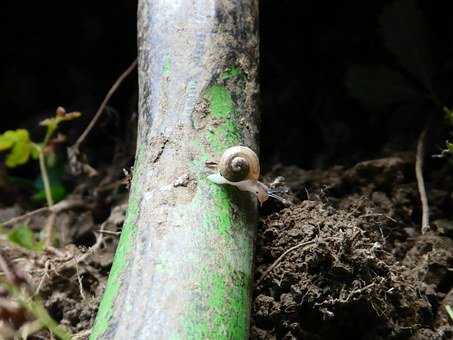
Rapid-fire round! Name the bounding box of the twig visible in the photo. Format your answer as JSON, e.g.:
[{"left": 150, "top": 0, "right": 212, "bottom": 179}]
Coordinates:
[
  {"left": 73, "top": 59, "right": 138, "bottom": 149},
  {"left": 1, "top": 207, "right": 49, "bottom": 226},
  {"left": 58, "top": 221, "right": 106, "bottom": 271},
  {"left": 44, "top": 212, "right": 56, "bottom": 248},
  {"left": 315, "top": 282, "right": 377, "bottom": 307},
  {"left": 0, "top": 198, "right": 86, "bottom": 227},
  {"left": 38, "top": 153, "right": 54, "bottom": 207},
  {"left": 256, "top": 239, "right": 318, "bottom": 286},
  {"left": 415, "top": 128, "right": 430, "bottom": 234},
  {"left": 38, "top": 221, "right": 109, "bottom": 291},
  {"left": 75, "top": 262, "right": 86, "bottom": 300},
  {"left": 0, "top": 251, "right": 15, "bottom": 283},
  {"left": 34, "top": 260, "right": 51, "bottom": 295},
  {"left": 359, "top": 213, "right": 399, "bottom": 224},
  {"left": 72, "top": 329, "right": 91, "bottom": 340},
  {"left": 344, "top": 282, "right": 375, "bottom": 302},
  {"left": 446, "top": 305, "right": 453, "bottom": 322},
  {"left": 97, "top": 229, "right": 121, "bottom": 236}
]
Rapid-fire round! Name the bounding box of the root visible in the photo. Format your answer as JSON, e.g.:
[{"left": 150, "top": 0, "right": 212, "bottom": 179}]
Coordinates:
[
  {"left": 72, "top": 59, "right": 137, "bottom": 149},
  {"left": 359, "top": 213, "right": 400, "bottom": 225},
  {"left": 0, "top": 198, "right": 87, "bottom": 227},
  {"left": 256, "top": 239, "right": 318, "bottom": 286},
  {"left": 415, "top": 128, "right": 430, "bottom": 234},
  {"left": 44, "top": 212, "right": 56, "bottom": 248}
]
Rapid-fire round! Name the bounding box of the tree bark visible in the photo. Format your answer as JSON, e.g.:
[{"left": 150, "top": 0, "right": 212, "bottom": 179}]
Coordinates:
[{"left": 90, "top": 0, "right": 259, "bottom": 339}]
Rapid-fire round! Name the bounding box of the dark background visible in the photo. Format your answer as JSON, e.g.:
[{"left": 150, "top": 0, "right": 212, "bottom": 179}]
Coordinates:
[
  {"left": 0, "top": 1, "right": 137, "bottom": 141},
  {"left": 260, "top": 0, "right": 453, "bottom": 169},
  {"left": 0, "top": 0, "right": 452, "bottom": 170}
]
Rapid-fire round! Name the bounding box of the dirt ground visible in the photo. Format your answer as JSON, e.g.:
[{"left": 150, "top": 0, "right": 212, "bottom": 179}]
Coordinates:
[
  {"left": 3, "top": 143, "right": 453, "bottom": 339},
  {"left": 252, "top": 154, "right": 453, "bottom": 340},
  {"left": 0, "top": 152, "right": 133, "bottom": 339}
]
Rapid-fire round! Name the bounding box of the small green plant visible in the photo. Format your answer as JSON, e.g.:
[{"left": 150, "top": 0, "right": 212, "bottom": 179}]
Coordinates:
[
  {"left": 7, "top": 224, "right": 44, "bottom": 251},
  {"left": 0, "top": 107, "right": 80, "bottom": 245},
  {"left": 0, "top": 107, "right": 80, "bottom": 205},
  {"left": 0, "top": 262, "right": 72, "bottom": 340},
  {"left": 0, "top": 129, "right": 37, "bottom": 167}
]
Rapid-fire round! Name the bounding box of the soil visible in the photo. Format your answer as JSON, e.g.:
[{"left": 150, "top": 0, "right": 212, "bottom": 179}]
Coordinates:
[
  {"left": 0, "top": 122, "right": 135, "bottom": 339},
  {"left": 252, "top": 155, "right": 453, "bottom": 340},
  {"left": 2, "top": 138, "right": 453, "bottom": 339}
]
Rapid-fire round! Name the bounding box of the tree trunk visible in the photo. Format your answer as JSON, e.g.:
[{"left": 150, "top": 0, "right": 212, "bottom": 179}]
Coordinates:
[{"left": 90, "top": 0, "right": 259, "bottom": 339}]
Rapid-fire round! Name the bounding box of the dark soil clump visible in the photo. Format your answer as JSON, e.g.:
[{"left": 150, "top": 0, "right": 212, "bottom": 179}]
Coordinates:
[{"left": 252, "top": 156, "right": 453, "bottom": 340}]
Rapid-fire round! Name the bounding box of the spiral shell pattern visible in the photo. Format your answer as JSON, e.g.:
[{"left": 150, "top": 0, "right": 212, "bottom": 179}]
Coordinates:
[{"left": 218, "top": 146, "right": 260, "bottom": 182}]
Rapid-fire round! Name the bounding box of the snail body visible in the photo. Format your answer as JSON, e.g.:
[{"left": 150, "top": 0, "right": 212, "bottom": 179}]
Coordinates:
[{"left": 207, "top": 146, "right": 270, "bottom": 204}]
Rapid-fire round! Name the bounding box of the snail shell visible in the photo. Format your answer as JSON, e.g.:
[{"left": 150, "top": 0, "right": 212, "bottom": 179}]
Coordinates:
[{"left": 218, "top": 146, "right": 260, "bottom": 182}]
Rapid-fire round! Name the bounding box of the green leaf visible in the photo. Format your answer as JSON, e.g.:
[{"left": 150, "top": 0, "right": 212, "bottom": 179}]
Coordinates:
[
  {"left": 7, "top": 138, "right": 32, "bottom": 167},
  {"left": 379, "top": 0, "right": 432, "bottom": 90},
  {"left": 345, "top": 65, "right": 420, "bottom": 112},
  {"left": 0, "top": 129, "right": 34, "bottom": 167},
  {"left": 0, "top": 131, "right": 15, "bottom": 151},
  {"left": 7, "top": 225, "right": 43, "bottom": 251},
  {"left": 447, "top": 142, "right": 453, "bottom": 155}
]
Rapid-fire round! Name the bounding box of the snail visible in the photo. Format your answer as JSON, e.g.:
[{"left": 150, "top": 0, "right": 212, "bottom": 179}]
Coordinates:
[{"left": 206, "top": 146, "right": 284, "bottom": 205}]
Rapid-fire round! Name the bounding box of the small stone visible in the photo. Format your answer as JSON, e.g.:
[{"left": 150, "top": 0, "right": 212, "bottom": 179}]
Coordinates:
[{"left": 173, "top": 174, "right": 190, "bottom": 187}]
